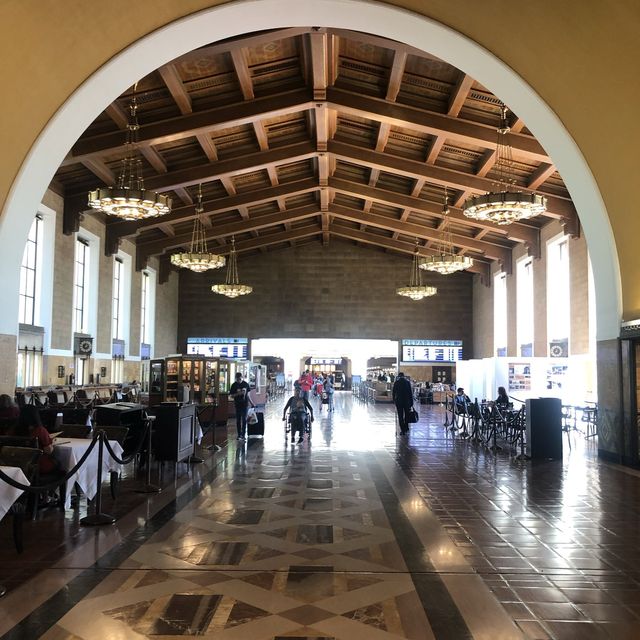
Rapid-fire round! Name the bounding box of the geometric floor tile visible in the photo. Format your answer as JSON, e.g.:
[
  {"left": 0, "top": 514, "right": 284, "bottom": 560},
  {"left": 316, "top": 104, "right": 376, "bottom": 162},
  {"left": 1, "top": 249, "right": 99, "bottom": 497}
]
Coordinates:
[
  {"left": 163, "top": 541, "right": 248, "bottom": 565},
  {"left": 104, "top": 594, "right": 222, "bottom": 636}
]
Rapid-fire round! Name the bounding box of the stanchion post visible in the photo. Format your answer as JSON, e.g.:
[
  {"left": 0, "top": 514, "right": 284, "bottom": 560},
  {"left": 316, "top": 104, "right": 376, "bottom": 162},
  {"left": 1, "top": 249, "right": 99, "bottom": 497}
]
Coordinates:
[
  {"left": 80, "top": 432, "right": 116, "bottom": 526},
  {"left": 137, "top": 415, "right": 161, "bottom": 493}
]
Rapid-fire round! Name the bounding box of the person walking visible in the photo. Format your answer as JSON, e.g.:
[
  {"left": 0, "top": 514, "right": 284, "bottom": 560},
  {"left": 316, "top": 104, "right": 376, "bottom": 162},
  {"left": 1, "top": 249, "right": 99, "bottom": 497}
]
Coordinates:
[
  {"left": 324, "top": 376, "right": 335, "bottom": 412},
  {"left": 392, "top": 372, "right": 413, "bottom": 435},
  {"left": 229, "top": 372, "right": 255, "bottom": 441}
]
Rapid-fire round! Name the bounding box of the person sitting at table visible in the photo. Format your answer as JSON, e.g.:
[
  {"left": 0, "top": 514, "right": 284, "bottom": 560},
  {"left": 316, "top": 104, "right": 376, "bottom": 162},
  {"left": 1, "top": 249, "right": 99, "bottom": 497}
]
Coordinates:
[
  {"left": 495, "top": 386, "right": 510, "bottom": 408},
  {"left": 17, "top": 405, "right": 59, "bottom": 475},
  {"left": 454, "top": 388, "right": 471, "bottom": 413}
]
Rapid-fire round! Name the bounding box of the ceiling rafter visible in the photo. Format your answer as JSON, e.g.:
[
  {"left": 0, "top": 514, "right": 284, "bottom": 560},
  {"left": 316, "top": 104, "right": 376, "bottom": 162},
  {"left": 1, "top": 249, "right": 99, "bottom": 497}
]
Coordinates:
[
  {"left": 65, "top": 88, "right": 314, "bottom": 164},
  {"left": 328, "top": 140, "right": 576, "bottom": 221},
  {"left": 137, "top": 203, "right": 321, "bottom": 257},
  {"left": 329, "top": 203, "right": 512, "bottom": 268}
]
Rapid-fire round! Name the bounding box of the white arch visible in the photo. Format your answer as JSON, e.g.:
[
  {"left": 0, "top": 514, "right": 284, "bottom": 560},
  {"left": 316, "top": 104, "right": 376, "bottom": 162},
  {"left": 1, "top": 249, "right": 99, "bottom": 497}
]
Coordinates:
[{"left": 0, "top": 0, "right": 621, "bottom": 340}]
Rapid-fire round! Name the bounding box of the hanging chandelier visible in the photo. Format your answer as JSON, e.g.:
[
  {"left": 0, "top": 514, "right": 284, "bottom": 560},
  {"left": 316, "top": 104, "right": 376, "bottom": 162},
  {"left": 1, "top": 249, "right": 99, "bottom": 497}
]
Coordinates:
[
  {"left": 396, "top": 241, "right": 437, "bottom": 300},
  {"left": 170, "top": 185, "right": 225, "bottom": 273},
  {"left": 211, "top": 236, "right": 253, "bottom": 298},
  {"left": 88, "top": 85, "right": 172, "bottom": 220},
  {"left": 463, "top": 104, "right": 546, "bottom": 225},
  {"left": 421, "top": 187, "right": 474, "bottom": 275}
]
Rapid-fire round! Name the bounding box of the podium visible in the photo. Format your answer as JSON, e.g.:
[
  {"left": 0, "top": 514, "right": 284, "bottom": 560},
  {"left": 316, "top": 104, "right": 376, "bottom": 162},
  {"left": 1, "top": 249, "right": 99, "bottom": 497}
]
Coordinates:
[{"left": 525, "top": 397, "right": 563, "bottom": 460}]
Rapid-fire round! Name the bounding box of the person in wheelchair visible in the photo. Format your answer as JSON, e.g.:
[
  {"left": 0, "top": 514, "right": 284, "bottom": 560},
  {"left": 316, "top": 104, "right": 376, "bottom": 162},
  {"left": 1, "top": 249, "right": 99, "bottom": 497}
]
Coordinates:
[{"left": 282, "top": 388, "right": 314, "bottom": 443}]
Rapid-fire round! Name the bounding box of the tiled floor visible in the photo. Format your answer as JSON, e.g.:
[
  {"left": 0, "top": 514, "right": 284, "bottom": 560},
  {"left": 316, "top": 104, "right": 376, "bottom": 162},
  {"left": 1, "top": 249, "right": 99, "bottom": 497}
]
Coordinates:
[{"left": 1, "top": 393, "right": 639, "bottom": 639}]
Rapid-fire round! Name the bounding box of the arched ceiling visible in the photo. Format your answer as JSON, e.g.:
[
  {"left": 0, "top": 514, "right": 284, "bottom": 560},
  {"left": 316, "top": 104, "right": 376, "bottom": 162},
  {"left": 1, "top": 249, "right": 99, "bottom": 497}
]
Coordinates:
[{"left": 55, "top": 27, "right": 577, "bottom": 282}]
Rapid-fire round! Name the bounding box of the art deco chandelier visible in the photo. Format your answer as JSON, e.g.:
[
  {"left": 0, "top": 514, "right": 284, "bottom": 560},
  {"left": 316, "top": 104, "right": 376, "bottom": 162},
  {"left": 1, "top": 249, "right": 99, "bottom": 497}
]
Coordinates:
[
  {"left": 211, "top": 236, "right": 253, "bottom": 298},
  {"left": 170, "top": 185, "right": 225, "bottom": 273},
  {"left": 396, "top": 241, "right": 437, "bottom": 300},
  {"left": 421, "top": 188, "right": 473, "bottom": 275},
  {"left": 88, "top": 85, "right": 171, "bottom": 221},
  {"left": 463, "top": 104, "right": 546, "bottom": 225}
]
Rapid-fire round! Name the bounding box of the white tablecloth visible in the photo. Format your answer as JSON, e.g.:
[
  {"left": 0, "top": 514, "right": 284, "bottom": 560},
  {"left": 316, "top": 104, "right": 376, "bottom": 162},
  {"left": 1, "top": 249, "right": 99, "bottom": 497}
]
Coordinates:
[
  {"left": 0, "top": 466, "right": 29, "bottom": 521},
  {"left": 53, "top": 438, "right": 123, "bottom": 508}
]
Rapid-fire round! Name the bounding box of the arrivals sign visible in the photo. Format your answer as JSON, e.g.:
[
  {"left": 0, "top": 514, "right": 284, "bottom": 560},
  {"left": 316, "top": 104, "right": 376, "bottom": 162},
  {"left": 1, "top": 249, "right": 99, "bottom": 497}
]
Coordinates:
[
  {"left": 401, "top": 339, "right": 463, "bottom": 363},
  {"left": 186, "top": 337, "right": 248, "bottom": 359}
]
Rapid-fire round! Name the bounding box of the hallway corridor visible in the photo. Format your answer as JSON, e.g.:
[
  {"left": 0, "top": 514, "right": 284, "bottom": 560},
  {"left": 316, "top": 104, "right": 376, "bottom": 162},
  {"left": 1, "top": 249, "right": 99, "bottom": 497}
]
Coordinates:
[{"left": 1, "top": 395, "right": 639, "bottom": 639}]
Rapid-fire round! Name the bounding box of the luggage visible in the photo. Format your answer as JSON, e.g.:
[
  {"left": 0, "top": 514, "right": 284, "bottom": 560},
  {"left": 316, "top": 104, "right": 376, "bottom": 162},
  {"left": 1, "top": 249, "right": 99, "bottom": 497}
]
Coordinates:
[
  {"left": 247, "top": 411, "right": 265, "bottom": 436},
  {"left": 321, "top": 392, "right": 329, "bottom": 404}
]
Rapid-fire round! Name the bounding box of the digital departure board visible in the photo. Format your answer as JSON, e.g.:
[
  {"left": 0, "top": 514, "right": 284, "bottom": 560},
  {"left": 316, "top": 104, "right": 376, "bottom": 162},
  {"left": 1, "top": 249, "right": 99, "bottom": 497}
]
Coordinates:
[
  {"left": 186, "top": 337, "right": 248, "bottom": 359},
  {"left": 401, "top": 339, "right": 463, "bottom": 363}
]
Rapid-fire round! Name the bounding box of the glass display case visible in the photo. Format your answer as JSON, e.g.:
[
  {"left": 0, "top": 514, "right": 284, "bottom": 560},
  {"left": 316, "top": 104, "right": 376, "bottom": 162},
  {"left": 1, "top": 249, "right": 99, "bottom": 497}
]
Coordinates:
[{"left": 149, "top": 356, "right": 222, "bottom": 404}]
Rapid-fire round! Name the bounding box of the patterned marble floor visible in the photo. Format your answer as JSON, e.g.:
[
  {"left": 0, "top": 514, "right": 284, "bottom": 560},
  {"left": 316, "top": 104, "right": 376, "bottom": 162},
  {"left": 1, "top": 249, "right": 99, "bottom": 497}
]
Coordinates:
[{"left": 1, "top": 393, "right": 639, "bottom": 639}]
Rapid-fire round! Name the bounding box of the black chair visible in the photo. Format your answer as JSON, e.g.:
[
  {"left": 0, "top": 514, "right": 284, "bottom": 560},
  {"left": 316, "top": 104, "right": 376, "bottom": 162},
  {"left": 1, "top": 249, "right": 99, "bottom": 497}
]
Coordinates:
[
  {"left": 0, "top": 446, "right": 42, "bottom": 543},
  {"left": 60, "top": 424, "right": 91, "bottom": 439}
]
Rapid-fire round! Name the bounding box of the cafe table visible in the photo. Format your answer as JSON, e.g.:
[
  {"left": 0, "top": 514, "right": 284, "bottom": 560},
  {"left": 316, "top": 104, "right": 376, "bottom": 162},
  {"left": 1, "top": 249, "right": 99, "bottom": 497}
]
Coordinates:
[
  {"left": 0, "top": 465, "right": 30, "bottom": 597},
  {"left": 53, "top": 437, "right": 123, "bottom": 508}
]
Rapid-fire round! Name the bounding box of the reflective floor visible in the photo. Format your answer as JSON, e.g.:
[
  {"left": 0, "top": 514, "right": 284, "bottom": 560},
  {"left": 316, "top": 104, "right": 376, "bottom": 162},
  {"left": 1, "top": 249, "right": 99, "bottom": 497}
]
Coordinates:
[{"left": 1, "top": 394, "right": 640, "bottom": 639}]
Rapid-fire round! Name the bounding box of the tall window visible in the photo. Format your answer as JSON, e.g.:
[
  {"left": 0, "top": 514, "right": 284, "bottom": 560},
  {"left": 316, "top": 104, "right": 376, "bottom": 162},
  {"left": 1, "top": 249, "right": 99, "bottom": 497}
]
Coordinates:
[
  {"left": 494, "top": 272, "right": 507, "bottom": 356},
  {"left": 141, "top": 271, "right": 149, "bottom": 345},
  {"left": 547, "top": 237, "right": 570, "bottom": 348},
  {"left": 19, "top": 215, "right": 42, "bottom": 325},
  {"left": 73, "top": 238, "right": 90, "bottom": 333},
  {"left": 517, "top": 258, "right": 534, "bottom": 356},
  {"left": 112, "top": 257, "right": 123, "bottom": 340}
]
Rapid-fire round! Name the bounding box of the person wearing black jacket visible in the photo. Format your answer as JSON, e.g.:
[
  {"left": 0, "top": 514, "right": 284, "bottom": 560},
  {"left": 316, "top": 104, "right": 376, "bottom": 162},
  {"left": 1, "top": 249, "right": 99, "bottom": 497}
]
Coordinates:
[{"left": 392, "top": 372, "right": 413, "bottom": 435}]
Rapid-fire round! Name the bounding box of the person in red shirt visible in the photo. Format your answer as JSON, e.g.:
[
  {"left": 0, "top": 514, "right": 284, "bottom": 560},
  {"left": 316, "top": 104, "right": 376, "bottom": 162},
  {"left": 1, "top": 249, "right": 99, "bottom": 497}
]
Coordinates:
[
  {"left": 18, "top": 405, "right": 59, "bottom": 474},
  {"left": 298, "top": 370, "right": 314, "bottom": 400}
]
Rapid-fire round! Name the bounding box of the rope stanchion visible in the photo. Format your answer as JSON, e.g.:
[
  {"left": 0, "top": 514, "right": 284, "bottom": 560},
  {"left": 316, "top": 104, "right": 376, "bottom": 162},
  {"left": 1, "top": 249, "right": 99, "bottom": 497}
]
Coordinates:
[
  {"left": 135, "top": 416, "right": 161, "bottom": 494},
  {"left": 80, "top": 433, "right": 115, "bottom": 526}
]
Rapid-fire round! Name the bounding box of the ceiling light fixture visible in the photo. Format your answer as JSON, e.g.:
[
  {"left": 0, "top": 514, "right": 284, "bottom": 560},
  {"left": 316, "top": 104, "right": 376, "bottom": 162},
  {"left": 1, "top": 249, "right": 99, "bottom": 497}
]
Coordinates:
[
  {"left": 463, "top": 104, "right": 546, "bottom": 225},
  {"left": 88, "top": 84, "right": 171, "bottom": 220},
  {"left": 211, "top": 236, "right": 253, "bottom": 298},
  {"left": 170, "top": 185, "right": 225, "bottom": 272},
  {"left": 396, "top": 240, "right": 437, "bottom": 300},
  {"left": 421, "top": 187, "right": 474, "bottom": 274}
]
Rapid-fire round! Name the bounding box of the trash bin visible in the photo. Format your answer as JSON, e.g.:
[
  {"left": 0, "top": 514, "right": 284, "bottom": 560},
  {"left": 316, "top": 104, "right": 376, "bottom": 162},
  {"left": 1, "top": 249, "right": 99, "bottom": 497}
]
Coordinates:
[{"left": 525, "top": 397, "right": 563, "bottom": 460}]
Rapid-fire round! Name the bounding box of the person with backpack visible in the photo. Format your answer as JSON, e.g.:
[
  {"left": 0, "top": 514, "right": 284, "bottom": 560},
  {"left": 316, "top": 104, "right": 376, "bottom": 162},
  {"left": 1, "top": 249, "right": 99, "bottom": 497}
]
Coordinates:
[{"left": 392, "top": 372, "right": 413, "bottom": 435}]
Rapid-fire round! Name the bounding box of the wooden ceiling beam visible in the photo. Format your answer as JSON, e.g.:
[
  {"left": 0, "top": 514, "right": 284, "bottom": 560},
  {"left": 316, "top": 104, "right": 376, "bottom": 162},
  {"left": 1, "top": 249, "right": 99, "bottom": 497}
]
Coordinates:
[
  {"left": 158, "top": 64, "right": 192, "bottom": 115},
  {"left": 330, "top": 203, "right": 512, "bottom": 267},
  {"left": 476, "top": 149, "right": 497, "bottom": 177},
  {"left": 386, "top": 50, "right": 407, "bottom": 102},
  {"left": 105, "top": 103, "right": 128, "bottom": 129},
  {"left": 329, "top": 222, "right": 490, "bottom": 277},
  {"left": 254, "top": 121, "right": 270, "bottom": 151},
  {"left": 230, "top": 48, "right": 255, "bottom": 100},
  {"left": 527, "top": 162, "right": 556, "bottom": 190},
  {"left": 106, "top": 177, "right": 318, "bottom": 243},
  {"left": 66, "top": 88, "right": 314, "bottom": 163},
  {"left": 180, "top": 27, "right": 312, "bottom": 63},
  {"left": 81, "top": 158, "right": 115, "bottom": 185},
  {"left": 447, "top": 73, "right": 474, "bottom": 117},
  {"left": 328, "top": 140, "right": 575, "bottom": 220},
  {"left": 140, "top": 146, "right": 167, "bottom": 174},
  {"left": 376, "top": 122, "right": 391, "bottom": 153},
  {"left": 196, "top": 133, "right": 218, "bottom": 162},
  {"left": 425, "top": 136, "right": 444, "bottom": 165},
  {"left": 327, "top": 87, "right": 550, "bottom": 164},
  {"left": 329, "top": 176, "right": 539, "bottom": 249},
  {"left": 173, "top": 187, "right": 192, "bottom": 205},
  {"left": 131, "top": 141, "right": 315, "bottom": 194},
  {"left": 138, "top": 203, "right": 321, "bottom": 257}
]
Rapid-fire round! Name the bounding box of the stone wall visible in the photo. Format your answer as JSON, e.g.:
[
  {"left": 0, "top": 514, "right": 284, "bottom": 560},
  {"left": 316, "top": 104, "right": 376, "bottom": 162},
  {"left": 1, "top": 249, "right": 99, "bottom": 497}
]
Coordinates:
[{"left": 178, "top": 240, "right": 474, "bottom": 350}]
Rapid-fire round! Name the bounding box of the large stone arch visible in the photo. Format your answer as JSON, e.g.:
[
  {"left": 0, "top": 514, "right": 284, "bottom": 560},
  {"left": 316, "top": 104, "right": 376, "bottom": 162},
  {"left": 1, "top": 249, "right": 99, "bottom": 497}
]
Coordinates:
[{"left": 0, "top": 0, "right": 620, "bottom": 342}]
